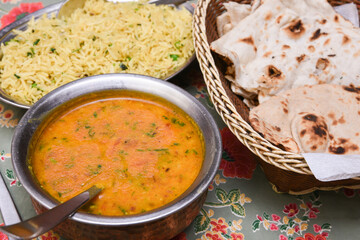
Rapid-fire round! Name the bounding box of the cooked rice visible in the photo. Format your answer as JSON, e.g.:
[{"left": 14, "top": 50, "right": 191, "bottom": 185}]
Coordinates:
[{"left": 0, "top": 0, "right": 194, "bottom": 105}]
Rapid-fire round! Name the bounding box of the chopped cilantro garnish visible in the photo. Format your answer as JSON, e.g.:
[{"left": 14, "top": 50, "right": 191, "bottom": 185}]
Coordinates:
[
  {"left": 174, "top": 41, "right": 183, "bottom": 49},
  {"left": 33, "top": 39, "right": 40, "bottom": 46},
  {"left": 14, "top": 74, "right": 20, "bottom": 79},
  {"left": 170, "top": 54, "right": 179, "bottom": 61},
  {"left": 27, "top": 48, "right": 35, "bottom": 58}
]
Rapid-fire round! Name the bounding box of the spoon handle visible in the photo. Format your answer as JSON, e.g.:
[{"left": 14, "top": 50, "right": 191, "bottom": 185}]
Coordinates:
[
  {"left": 0, "top": 174, "right": 21, "bottom": 240},
  {"left": 0, "top": 185, "right": 102, "bottom": 240}
]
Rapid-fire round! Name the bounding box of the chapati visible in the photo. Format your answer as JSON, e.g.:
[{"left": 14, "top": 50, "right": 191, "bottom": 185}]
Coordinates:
[
  {"left": 211, "top": 0, "right": 360, "bottom": 105},
  {"left": 249, "top": 84, "right": 360, "bottom": 154}
]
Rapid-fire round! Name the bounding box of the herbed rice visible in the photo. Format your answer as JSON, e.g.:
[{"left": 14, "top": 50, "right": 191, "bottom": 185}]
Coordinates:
[{"left": 0, "top": 0, "right": 194, "bottom": 105}]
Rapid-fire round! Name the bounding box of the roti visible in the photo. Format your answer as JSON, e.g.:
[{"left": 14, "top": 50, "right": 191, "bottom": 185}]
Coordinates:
[
  {"left": 211, "top": 0, "right": 360, "bottom": 106},
  {"left": 249, "top": 84, "right": 360, "bottom": 154}
]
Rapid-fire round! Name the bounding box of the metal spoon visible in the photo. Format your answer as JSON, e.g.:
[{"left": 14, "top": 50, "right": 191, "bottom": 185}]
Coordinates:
[
  {"left": 0, "top": 185, "right": 102, "bottom": 240},
  {"left": 57, "top": 0, "right": 190, "bottom": 18}
]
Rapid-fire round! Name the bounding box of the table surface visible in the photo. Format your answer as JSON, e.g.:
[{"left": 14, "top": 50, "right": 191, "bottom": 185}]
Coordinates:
[{"left": 0, "top": 1, "right": 359, "bottom": 240}]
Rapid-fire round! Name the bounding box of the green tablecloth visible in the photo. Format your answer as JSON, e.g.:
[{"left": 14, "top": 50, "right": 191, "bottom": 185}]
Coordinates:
[{"left": 0, "top": 1, "right": 359, "bottom": 239}]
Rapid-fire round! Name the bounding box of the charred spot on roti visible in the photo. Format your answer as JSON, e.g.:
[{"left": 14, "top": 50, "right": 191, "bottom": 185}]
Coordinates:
[
  {"left": 353, "top": 50, "right": 360, "bottom": 57},
  {"left": 276, "top": 15, "right": 283, "bottom": 24},
  {"left": 308, "top": 45, "right": 315, "bottom": 52},
  {"left": 284, "top": 19, "right": 306, "bottom": 39},
  {"left": 296, "top": 54, "right": 306, "bottom": 63},
  {"left": 343, "top": 84, "right": 360, "bottom": 93},
  {"left": 351, "top": 144, "right": 359, "bottom": 151},
  {"left": 300, "top": 129, "right": 306, "bottom": 137},
  {"left": 329, "top": 138, "right": 359, "bottom": 154},
  {"left": 265, "top": 11, "right": 272, "bottom": 21},
  {"left": 338, "top": 115, "right": 345, "bottom": 124},
  {"left": 267, "top": 65, "right": 282, "bottom": 78},
  {"left": 282, "top": 45, "right": 290, "bottom": 50},
  {"left": 329, "top": 146, "right": 345, "bottom": 154},
  {"left": 342, "top": 35, "right": 351, "bottom": 45},
  {"left": 328, "top": 54, "right": 336, "bottom": 57},
  {"left": 239, "top": 36, "right": 257, "bottom": 52},
  {"left": 272, "top": 126, "right": 281, "bottom": 132},
  {"left": 324, "top": 38, "right": 331, "bottom": 46},
  {"left": 334, "top": 14, "right": 339, "bottom": 22},
  {"left": 303, "top": 114, "right": 317, "bottom": 122},
  {"left": 311, "top": 145, "right": 318, "bottom": 151},
  {"left": 339, "top": 138, "right": 347, "bottom": 144},
  {"left": 328, "top": 112, "right": 335, "bottom": 119},
  {"left": 316, "top": 58, "right": 329, "bottom": 70},
  {"left": 320, "top": 19, "right": 327, "bottom": 24},
  {"left": 263, "top": 51, "right": 272, "bottom": 57},
  {"left": 310, "top": 29, "right": 328, "bottom": 41},
  {"left": 239, "top": 36, "right": 254, "bottom": 45},
  {"left": 313, "top": 124, "right": 327, "bottom": 138}
]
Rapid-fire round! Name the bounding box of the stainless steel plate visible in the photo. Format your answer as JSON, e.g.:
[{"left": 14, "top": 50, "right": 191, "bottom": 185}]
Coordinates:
[{"left": 0, "top": 2, "right": 195, "bottom": 109}]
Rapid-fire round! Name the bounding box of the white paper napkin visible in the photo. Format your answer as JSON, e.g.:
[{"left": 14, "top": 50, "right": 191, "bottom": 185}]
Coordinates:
[
  {"left": 302, "top": 4, "right": 360, "bottom": 182},
  {"left": 334, "top": 3, "right": 359, "bottom": 27},
  {"left": 303, "top": 154, "right": 360, "bottom": 182}
]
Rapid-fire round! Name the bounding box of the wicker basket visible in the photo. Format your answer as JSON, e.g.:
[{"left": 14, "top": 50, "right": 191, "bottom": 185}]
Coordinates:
[{"left": 193, "top": 0, "right": 360, "bottom": 194}]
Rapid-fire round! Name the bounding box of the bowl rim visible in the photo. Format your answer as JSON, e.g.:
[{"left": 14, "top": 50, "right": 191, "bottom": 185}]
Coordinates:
[
  {"left": 0, "top": 2, "right": 195, "bottom": 109},
  {"left": 11, "top": 73, "right": 222, "bottom": 226}
]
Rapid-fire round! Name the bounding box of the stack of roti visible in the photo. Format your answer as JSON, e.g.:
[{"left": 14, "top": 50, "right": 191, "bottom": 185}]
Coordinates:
[
  {"left": 211, "top": 0, "right": 360, "bottom": 105},
  {"left": 249, "top": 84, "right": 360, "bottom": 154}
]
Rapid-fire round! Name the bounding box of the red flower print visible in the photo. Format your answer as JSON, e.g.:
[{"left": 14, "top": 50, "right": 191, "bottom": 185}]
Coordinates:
[
  {"left": 343, "top": 188, "right": 355, "bottom": 197},
  {"left": 3, "top": 110, "right": 13, "bottom": 119},
  {"left": 0, "top": 224, "right": 8, "bottom": 240},
  {"left": 272, "top": 214, "right": 281, "bottom": 221},
  {"left": 210, "top": 218, "right": 227, "bottom": 234},
  {"left": 40, "top": 231, "right": 59, "bottom": 240},
  {"left": 306, "top": 202, "right": 319, "bottom": 213},
  {"left": 205, "top": 232, "right": 222, "bottom": 240},
  {"left": 321, "top": 232, "right": 329, "bottom": 238},
  {"left": 171, "top": 232, "right": 187, "bottom": 240},
  {"left": 279, "top": 234, "right": 288, "bottom": 240},
  {"left": 10, "top": 179, "right": 17, "bottom": 186},
  {"left": 230, "top": 232, "right": 244, "bottom": 240},
  {"left": 0, "top": 157, "right": 4, "bottom": 161},
  {"left": 0, "top": 104, "right": 3, "bottom": 113},
  {"left": 257, "top": 215, "right": 263, "bottom": 221},
  {"left": 219, "top": 127, "right": 257, "bottom": 179},
  {"left": 308, "top": 211, "right": 317, "bottom": 219},
  {"left": 294, "top": 225, "right": 300, "bottom": 233},
  {"left": 342, "top": 188, "right": 360, "bottom": 198},
  {"left": 283, "top": 203, "right": 299, "bottom": 217},
  {"left": 1, "top": 3, "right": 44, "bottom": 29},
  {"left": 313, "top": 224, "right": 321, "bottom": 233},
  {"left": 270, "top": 223, "right": 278, "bottom": 231},
  {"left": 295, "top": 233, "right": 327, "bottom": 240}
]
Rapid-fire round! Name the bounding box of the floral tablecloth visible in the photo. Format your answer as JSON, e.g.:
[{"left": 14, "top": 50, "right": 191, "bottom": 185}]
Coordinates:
[{"left": 0, "top": 1, "right": 360, "bottom": 240}]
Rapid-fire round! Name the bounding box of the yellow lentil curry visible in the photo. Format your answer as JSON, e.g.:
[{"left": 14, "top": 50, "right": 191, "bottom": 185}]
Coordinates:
[{"left": 29, "top": 90, "right": 204, "bottom": 216}]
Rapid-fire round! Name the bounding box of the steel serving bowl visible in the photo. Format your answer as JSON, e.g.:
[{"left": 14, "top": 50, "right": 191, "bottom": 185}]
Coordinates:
[
  {"left": 0, "top": 2, "right": 195, "bottom": 109},
  {"left": 11, "top": 73, "right": 222, "bottom": 240}
]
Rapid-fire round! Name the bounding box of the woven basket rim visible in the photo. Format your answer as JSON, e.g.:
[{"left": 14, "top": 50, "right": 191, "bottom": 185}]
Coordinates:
[{"left": 193, "top": 0, "right": 360, "bottom": 181}]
